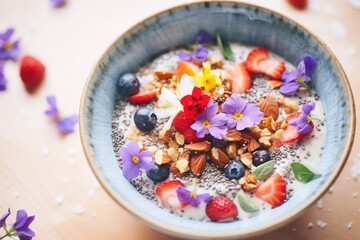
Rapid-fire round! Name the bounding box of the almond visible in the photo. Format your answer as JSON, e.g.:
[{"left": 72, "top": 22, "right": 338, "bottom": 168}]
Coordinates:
[
  {"left": 167, "top": 147, "right": 179, "bottom": 162},
  {"left": 175, "top": 132, "right": 185, "bottom": 146},
  {"left": 259, "top": 136, "right": 271, "bottom": 147},
  {"left": 154, "top": 149, "right": 171, "bottom": 165},
  {"left": 240, "top": 153, "right": 253, "bottom": 168},
  {"left": 190, "top": 153, "right": 207, "bottom": 176},
  {"left": 171, "top": 162, "right": 182, "bottom": 177},
  {"left": 184, "top": 141, "right": 211, "bottom": 152},
  {"left": 258, "top": 95, "right": 279, "bottom": 120},
  {"left": 268, "top": 80, "right": 283, "bottom": 89},
  {"left": 154, "top": 71, "right": 175, "bottom": 80},
  {"left": 159, "top": 128, "right": 172, "bottom": 142},
  {"left": 224, "top": 129, "right": 242, "bottom": 141},
  {"left": 237, "top": 146, "right": 248, "bottom": 155},
  {"left": 283, "top": 100, "right": 299, "bottom": 114},
  {"left": 176, "top": 158, "right": 190, "bottom": 173},
  {"left": 226, "top": 142, "right": 237, "bottom": 159},
  {"left": 259, "top": 117, "right": 277, "bottom": 133},
  {"left": 247, "top": 137, "right": 260, "bottom": 152},
  {"left": 210, "top": 147, "right": 230, "bottom": 169}
]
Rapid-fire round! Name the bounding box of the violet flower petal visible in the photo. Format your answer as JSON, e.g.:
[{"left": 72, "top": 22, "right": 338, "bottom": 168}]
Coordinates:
[
  {"left": 189, "top": 196, "right": 200, "bottom": 207},
  {"left": 123, "top": 162, "right": 140, "bottom": 180},
  {"left": 196, "top": 30, "right": 211, "bottom": 45},
  {"left": 56, "top": 115, "right": 78, "bottom": 133},
  {"left": 176, "top": 186, "right": 191, "bottom": 204},
  {"left": 281, "top": 70, "right": 299, "bottom": 82},
  {"left": 45, "top": 95, "right": 59, "bottom": 116},
  {"left": 208, "top": 125, "right": 228, "bottom": 139},
  {"left": 126, "top": 141, "right": 140, "bottom": 156},
  {"left": 222, "top": 94, "right": 246, "bottom": 115},
  {"left": 194, "top": 47, "right": 208, "bottom": 62},
  {"left": 0, "top": 61, "right": 7, "bottom": 91},
  {"left": 196, "top": 192, "right": 212, "bottom": 203},
  {"left": 289, "top": 113, "right": 312, "bottom": 134},
  {"left": 51, "top": 0, "right": 67, "bottom": 7},
  {"left": 210, "top": 112, "right": 227, "bottom": 127},
  {"left": 0, "top": 28, "right": 21, "bottom": 61},
  {"left": 15, "top": 215, "right": 35, "bottom": 238},
  {"left": 302, "top": 102, "right": 316, "bottom": 115},
  {"left": 303, "top": 56, "right": 317, "bottom": 75},
  {"left": 178, "top": 51, "right": 193, "bottom": 61},
  {"left": 0, "top": 208, "right": 10, "bottom": 227},
  {"left": 279, "top": 81, "right": 301, "bottom": 96},
  {"left": 119, "top": 146, "right": 133, "bottom": 162},
  {"left": 138, "top": 156, "right": 155, "bottom": 170},
  {"left": 14, "top": 209, "right": 28, "bottom": 229}
]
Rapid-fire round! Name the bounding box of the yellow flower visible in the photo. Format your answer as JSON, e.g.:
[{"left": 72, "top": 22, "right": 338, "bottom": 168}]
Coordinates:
[{"left": 195, "top": 62, "right": 222, "bottom": 91}]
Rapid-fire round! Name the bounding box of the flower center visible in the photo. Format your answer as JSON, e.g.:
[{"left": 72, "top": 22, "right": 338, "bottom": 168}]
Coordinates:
[
  {"left": 297, "top": 76, "right": 305, "bottom": 83},
  {"left": 190, "top": 191, "right": 197, "bottom": 198},
  {"left": 132, "top": 156, "right": 140, "bottom": 164},
  {"left": 202, "top": 120, "right": 211, "bottom": 128},
  {"left": 4, "top": 42, "right": 13, "bottom": 50},
  {"left": 234, "top": 112, "right": 243, "bottom": 120}
]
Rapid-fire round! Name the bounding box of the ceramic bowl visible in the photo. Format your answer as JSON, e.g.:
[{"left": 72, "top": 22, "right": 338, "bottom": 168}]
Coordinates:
[{"left": 79, "top": 1, "right": 355, "bottom": 239}]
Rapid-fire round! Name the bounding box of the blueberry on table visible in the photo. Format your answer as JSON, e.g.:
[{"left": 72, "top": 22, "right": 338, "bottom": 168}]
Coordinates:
[
  {"left": 224, "top": 161, "right": 245, "bottom": 180},
  {"left": 134, "top": 108, "right": 157, "bottom": 132},
  {"left": 117, "top": 73, "right": 140, "bottom": 97},
  {"left": 251, "top": 148, "right": 271, "bottom": 167},
  {"left": 146, "top": 164, "right": 170, "bottom": 183}
]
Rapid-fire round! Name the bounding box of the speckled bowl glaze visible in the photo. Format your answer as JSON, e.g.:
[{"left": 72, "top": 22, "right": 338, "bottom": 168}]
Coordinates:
[{"left": 80, "top": 1, "right": 355, "bottom": 239}]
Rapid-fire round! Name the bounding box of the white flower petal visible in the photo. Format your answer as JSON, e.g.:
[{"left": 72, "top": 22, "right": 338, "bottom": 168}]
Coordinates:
[
  {"left": 159, "top": 87, "right": 180, "bottom": 107},
  {"left": 177, "top": 74, "right": 197, "bottom": 97},
  {"left": 163, "top": 113, "right": 177, "bottom": 131}
]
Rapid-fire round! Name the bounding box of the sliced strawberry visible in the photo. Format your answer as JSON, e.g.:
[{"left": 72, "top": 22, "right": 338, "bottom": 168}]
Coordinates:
[
  {"left": 183, "top": 128, "right": 206, "bottom": 143},
  {"left": 206, "top": 195, "right": 238, "bottom": 222},
  {"left": 155, "top": 180, "right": 188, "bottom": 209},
  {"left": 20, "top": 55, "right": 46, "bottom": 91},
  {"left": 246, "top": 48, "right": 285, "bottom": 80},
  {"left": 176, "top": 61, "right": 198, "bottom": 81},
  {"left": 172, "top": 111, "right": 195, "bottom": 134},
  {"left": 221, "top": 62, "right": 251, "bottom": 93},
  {"left": 255, "top": 173, "right": 286, "bottom": 207},
  {"left": 128, "top": 91, "right": 157, "bottom": 104},
  {"left": 273, "top": 114, "right": 314, "bottom": 147},
  {"left": 287, "top": 0, "right": 307, "bottom": 10}
]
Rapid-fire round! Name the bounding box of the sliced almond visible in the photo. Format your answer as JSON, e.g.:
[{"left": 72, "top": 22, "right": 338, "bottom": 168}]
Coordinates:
[
  {"left": 240, "top": 152, "right": 253, "bottom": 168},
  {"left": 190, "top": 153, "right": 207, "bottom": 176},
  {"left": 237, "top": 146, "right": 248, "bottom": 155},
  {"left": 184, "top": 141, "right": 211, "bottom": 152},
  {"left": 159, "top": 129, "right": 172, "bottom": 142},
  {"left": 268, "top": 80, "right": 283, "bottom": 89},
  {"left": 154, "top": 149, "right": 171, "bottom": 165},
  {"left": 277, "top": 119, "right": 288, "bottom": 130},
  {"left": 171, "top": 162, "right": 182, "bottom": 177},
  {"left": 272, "top": 129, "right": 284, "bottom": 140},
  {"left": 247, "top": 137, "right": 260, "bottom": 152},
  {"left": 167, "top": 147, "right": 179, "bottom": 162},
  {"left": 210, "top": 147, "right": 230, "bottom": 169},
  {"left": 226, "top": 142, "right": 237, "bottom": 159},
  {"left": 224, "top": 129, "right": 242, "bottom": 141},
  {"left": 258, "top": 95, "right": 279, "bottom": 120},
  {"left": 176, "top": 158, "right": 190, "bottom": 174},
  {"left": 283, "top": 100, "right": 299, "bottom": 114},
  {"left": 175, "top": 132, "right": 185, "bottom": 146},
  {"left": 147, "top": 146, "right": 158, "bottom": 153},
  {"left": 259, "top": 136, "right": 271, "bottom": 147},
  {"left": 154, "top": 71, "right": 175, "bottom": 80},
  {"left": 260, "top": 128, "right": 271, "bottom": 137}
]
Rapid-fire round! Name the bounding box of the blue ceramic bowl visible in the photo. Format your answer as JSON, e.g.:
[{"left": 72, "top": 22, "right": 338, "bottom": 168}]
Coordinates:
[{"left": 80, "top": 1, "right": 355, "bottom": 239}]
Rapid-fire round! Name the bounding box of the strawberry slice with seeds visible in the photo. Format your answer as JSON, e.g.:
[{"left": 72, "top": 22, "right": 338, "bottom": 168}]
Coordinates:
[
  {"left": 172, "top": 111, "right": 195, "bottom": 134},
  {"left": 20, "top": 55, "right": 46, "bottom": 91},
  {"left": 155, "top": 180, "right": 188, "bottom": 209},
  {"left": 183, "top": 128, "right": 207, "bottom": 143},
  {"left": 176, "top": 61, "right": 198, "bottom": 81},
  {"left": 255, "top": 173, "right": 286, "bottom": 207},
  {"left": 246, "top": 48, "right": 285, "bottom": 80},
  {"left": 273, "top": 114, "right": 314, "bottom": 147},
  {"left": 128, "top": 91, "right": 157, "bottom": 104},
  {"left": 221, "top": 62, "right": 251, "bottom": 93},
  {"left": 206, "top": 195, "right": 238, "bottom": 222}
]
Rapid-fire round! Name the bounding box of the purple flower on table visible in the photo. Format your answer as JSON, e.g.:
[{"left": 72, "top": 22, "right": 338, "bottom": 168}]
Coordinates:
[
  {"left": 0, "top": 61, "right": 8, "bottom": 91},
  {"left": 279, "top": 56, "right": 317, "bottom": 96},
  {"left": 119, "top": 141, "right": 155, "bottom": 180},
  {"left": 191, "top": 102, "right": 228, "bottom": 139},
  {"left": 222, "top": 94, "right": 264, "bottom": 131},
  {"left": 50, "top": 0, "right": 67, "bottom": 7},
  {"left": 289, "top": 102, "right": 316, "bottom": 134},
  {"left": 0, "top": 28, "right": 21, "bottom": 61},
  {"left": 176, "top": 186, "right": 212, "bottom": 207},
  {"left": 45, "top": 95, "right": 59, "bottom": 116},
  {"left": 13, "top": 209, "right": 36, "bottom": 240},
  {"left": 196, "top": 30, "right": 211, "bottom": 45},
  {"left": 178, "top": 47, "right": 208, "bottom": 62},
  {"left": 0, "top": 208, "right": 11, "bottom": 227}
]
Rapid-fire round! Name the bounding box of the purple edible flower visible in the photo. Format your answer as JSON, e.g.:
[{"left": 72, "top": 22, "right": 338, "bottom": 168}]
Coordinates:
[
  {"left": 119, "top": 141, "right": 155, "bottom": 180},
  {"left": 0, "top": 208, "right": 11, "bottom": 227},
  {"left": 176, "top": 186, "right": 212, "bottom": 207},
  {"left": 56, "top": 115, "right": 78, "bottom": 133},
  {"left": 178, "top": 46, "right": 208, "bottom": 62},
  {"left": 196, "top": 30, "right": 211, "bottom": 45},
  {"left": 0, "top": 61, "right": 7, "bottom": 91},
  {"left": 191, "top": 102, "right": 228, "bottom": 139},
  {"left": 13, "top": 209, "right": 36, "bottom": 240},
  {"left": 51, "top": 0, "right": 67, "bottom": 7},
  {"left": 279, "top": 56, "right": 317, "bottom": 96},
  {"left": 222, "top": 94, "right": 264, "bottom": 131},
  {"left": 45, "top": 95, "right": 59, "bottom": 116},
  {"left": 289, "top": 102, "right": 316, "bottom": 134},
  {"left": 0, "top": 28, "right": 21, "bottom": 61}
]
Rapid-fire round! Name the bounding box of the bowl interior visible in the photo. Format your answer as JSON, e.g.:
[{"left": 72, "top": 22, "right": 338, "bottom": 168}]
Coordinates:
[{"left": 80, "top": 1, "right": 354, "bottom": 239}]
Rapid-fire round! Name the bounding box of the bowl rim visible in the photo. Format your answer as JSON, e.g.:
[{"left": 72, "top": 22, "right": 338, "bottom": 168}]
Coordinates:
[{"left": 79, "top": 1, "right": 356, "bottom": 239}]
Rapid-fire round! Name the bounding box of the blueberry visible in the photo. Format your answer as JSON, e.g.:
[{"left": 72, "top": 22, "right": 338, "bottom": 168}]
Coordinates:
[
  {"left": 117, "top": 73, "right": 140, "bottom": 97},
  {"left": 146, "top": 164, "right": 170, "bottom": 183},
  {"left": 224, "top": 161, "right": 245, "bottom": 180},
  {"left": 251, "top": 148, "right": 271, "bottom": 167},
  {"left": 134, "top": 108, "right": 157, "bottom": 132}
]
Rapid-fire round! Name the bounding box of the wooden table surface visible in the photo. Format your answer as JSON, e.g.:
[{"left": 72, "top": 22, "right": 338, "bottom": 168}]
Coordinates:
[{"left": 1, "top": 0, "right": 359, "bottom": 239}]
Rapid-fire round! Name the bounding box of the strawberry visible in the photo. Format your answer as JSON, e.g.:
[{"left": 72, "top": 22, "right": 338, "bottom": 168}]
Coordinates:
[
  {"left": 273, "top": 114, "right": 314, "bottom": 147},
  {"left": 287, "top": 0, "right": 307, "bottom": 10},
  {"left": 20, "top": 55, "right": 46, "bottom": 91},
  {"left": 255, "top": 173, "right": 286, "bottom": 207},
  {"left": 183, "top": 128, "right": 206, "bottom": 143},
  {"left": 172, "top": 111, "right": 195, "bottom": 134},
  {"left": 155, "top": 180, "right": 188, "bottom": 209},
  {"left": 128, "top": 91, "right": 157, "bottom": 104},
  {"left": 206, "top": 195, "right": 238, "bottom": 222},
  {"left": 246, "top": 48, "right": 285, "bottom": 80},
  {"left": 176, "top": 61, "right": 198, "bottom": 81},
  {"left": 221, "top": 62, "right": 251, "bottom": 93}
]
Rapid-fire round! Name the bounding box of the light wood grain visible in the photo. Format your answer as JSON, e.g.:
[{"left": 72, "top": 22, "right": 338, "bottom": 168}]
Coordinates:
[{"left": 1, "top": 0, "right": 359, "bottom": 239}]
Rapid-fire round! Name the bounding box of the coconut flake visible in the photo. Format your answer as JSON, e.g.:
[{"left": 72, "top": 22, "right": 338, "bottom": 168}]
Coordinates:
[
  {"left": 308, "top": 222, "right": 314, "bottom": 229},
  {"left": 73, "top": 204, "right": 85, "bottom": 215},
  {"left": 347, "top": 221, "right": 353, "bottom": 229},
  {"left": 317, "top": 220, "right": 327, "bottom": 229},
  {"left": 329, "top": 186, "right": 334, "bottom": 193},
  {"left": 14, "top": 191, "right": 20, "bottom": 199},
  {"left": 87, "top": 190, "right": 94, "bottom": 199},
  {"left": 317, "top": 199, "right": 323, "bottom": 209},
  {"left": 55, "top": 194, "right": 64, "bottom": 205},
  {"left": 353, "top": 192, "right": 358, "bottom": 198}
]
